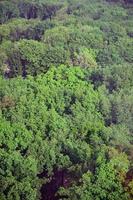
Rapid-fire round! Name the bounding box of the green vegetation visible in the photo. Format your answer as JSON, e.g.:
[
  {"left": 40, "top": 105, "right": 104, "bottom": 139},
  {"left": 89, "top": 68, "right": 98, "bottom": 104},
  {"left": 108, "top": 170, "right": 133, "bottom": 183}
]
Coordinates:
[{"left": 0, "top": 0, "right": 133, "bottom": 200}]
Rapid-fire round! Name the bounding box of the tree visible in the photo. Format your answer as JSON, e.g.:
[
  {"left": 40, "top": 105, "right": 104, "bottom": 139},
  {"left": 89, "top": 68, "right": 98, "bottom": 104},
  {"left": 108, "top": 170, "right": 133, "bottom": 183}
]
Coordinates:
[
  {"left": 58, "top": 146, "right": 130, "bottom": 200},
  {"left": 0, "top": 65, "right": 106, "bottom": 199},
  {"left": 0, "top": 39, "right": 47, "bottom": 77},
  {"left": 0, "top": 1, "right": 19, "bottom": 24},
  {"left": 72, "top": 47, "right": 97, "bottom": 68}
]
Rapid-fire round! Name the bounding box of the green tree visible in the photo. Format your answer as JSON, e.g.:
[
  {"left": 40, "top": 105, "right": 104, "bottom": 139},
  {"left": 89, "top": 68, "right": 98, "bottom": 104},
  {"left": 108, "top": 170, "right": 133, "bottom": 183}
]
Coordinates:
[{"left": 0, "top": 1, "right": 19, "bottom": 24}]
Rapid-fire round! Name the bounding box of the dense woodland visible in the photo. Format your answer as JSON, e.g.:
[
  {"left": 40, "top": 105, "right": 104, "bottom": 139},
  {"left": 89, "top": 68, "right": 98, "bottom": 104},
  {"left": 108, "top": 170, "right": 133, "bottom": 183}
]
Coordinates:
[{"left": 0, "top": 0, "right": 133, "bottom": 199}]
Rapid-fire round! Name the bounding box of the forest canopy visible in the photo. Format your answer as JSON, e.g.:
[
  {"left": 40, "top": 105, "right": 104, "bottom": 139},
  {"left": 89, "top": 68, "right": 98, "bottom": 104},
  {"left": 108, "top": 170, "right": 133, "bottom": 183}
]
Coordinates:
[{"left": 0, "top": 0, "right": 133, "bottom": 200}]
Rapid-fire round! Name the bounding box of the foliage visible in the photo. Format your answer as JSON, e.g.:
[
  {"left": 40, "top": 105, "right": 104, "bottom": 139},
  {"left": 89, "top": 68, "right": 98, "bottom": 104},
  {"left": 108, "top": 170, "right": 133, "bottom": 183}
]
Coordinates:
[
  {"left": 0, "top": 65, "right": 105, "bottom": 199},
  {"left": 0, "top": 0, "right": 133, "bottom": 199}
]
